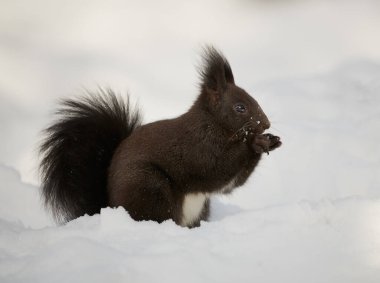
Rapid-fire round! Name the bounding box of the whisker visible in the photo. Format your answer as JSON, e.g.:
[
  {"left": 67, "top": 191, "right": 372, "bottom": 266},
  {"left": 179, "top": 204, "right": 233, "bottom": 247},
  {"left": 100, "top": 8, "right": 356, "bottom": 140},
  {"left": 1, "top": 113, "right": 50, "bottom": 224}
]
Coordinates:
[
  {"left": 268, "top": 125, "right": 286, "bottom": 136},
  {"left": 269, "top": 125, "right": 280, "bottom": 131},
  {"left": 228, "top": 120, "right": 257, "bottom": 141}
]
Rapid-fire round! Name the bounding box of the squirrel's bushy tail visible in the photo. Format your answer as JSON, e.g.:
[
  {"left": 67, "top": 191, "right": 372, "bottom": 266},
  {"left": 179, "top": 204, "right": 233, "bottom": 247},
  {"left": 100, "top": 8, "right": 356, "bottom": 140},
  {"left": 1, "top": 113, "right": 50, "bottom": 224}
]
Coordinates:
[{"left": 39, "top": 89, "right": 141, "bottom": 223}]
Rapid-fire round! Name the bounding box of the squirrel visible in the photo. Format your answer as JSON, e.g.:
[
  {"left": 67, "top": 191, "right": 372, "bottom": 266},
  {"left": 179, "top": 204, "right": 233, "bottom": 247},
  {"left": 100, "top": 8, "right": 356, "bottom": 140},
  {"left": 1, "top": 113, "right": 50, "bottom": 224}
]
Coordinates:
[{"left": 39, "top": 46, "right": 282, "bottom": 228}]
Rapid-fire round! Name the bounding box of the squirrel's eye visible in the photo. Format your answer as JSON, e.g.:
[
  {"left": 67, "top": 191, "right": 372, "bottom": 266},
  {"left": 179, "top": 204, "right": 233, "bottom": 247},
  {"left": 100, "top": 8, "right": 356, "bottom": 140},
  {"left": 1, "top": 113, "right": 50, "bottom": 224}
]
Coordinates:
[{"left": 234, "top": 103, "right": 246, "bottom": 113}]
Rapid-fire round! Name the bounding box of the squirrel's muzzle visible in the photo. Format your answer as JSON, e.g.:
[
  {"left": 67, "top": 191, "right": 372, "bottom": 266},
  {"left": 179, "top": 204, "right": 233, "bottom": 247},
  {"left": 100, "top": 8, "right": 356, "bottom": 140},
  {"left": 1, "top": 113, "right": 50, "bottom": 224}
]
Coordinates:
[{"left": 253, "top": 107, "right": 270, "bottom": 134}]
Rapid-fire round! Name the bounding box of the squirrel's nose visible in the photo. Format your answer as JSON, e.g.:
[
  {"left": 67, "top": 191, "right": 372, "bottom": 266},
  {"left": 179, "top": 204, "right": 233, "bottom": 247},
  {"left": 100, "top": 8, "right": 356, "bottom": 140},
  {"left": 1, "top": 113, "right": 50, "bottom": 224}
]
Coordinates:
[
  {"left": 252, "top": 103, "right": 270, "bottom": 133},
  {"left": 260, "top": 117, "right": 270, "bottom": 130},
  {"left": 255, "top": 114, "right": 270, "bottom": 134}
]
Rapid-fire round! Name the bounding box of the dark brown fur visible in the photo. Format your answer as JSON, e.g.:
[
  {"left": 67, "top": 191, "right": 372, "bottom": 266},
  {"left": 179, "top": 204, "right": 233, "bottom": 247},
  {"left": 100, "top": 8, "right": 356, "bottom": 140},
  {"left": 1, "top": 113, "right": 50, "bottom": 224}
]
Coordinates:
[
  {"left": 39, "top": 46, "right": 281, "bottom": 227},
  {"left": 107, "top": 47, "right": 281, "bottom": 227}
]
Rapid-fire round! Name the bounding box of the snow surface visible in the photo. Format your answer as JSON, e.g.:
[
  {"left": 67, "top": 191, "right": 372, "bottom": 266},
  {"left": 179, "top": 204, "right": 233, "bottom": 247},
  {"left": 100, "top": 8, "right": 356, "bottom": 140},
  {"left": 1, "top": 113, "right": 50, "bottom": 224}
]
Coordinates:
[
  {"left": 1, "top": 167, "right": 380, "bottom": 283},
  {"left": 1, "top": 0, "right": 380, "bottom": 282}
]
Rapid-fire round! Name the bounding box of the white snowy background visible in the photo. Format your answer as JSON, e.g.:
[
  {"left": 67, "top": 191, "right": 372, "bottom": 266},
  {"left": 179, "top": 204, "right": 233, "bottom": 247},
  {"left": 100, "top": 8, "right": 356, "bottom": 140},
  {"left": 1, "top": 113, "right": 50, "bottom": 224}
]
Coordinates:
[{"left": 1, "top": 0, "right": 380, "bottom": 282}]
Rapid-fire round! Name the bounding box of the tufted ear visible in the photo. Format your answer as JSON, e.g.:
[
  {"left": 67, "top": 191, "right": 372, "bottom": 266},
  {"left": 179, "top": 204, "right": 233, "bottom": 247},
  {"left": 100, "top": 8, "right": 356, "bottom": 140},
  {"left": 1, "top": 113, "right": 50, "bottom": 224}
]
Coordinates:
[{"left": 199, "top": 46, "right": 235, "bottom": 94}]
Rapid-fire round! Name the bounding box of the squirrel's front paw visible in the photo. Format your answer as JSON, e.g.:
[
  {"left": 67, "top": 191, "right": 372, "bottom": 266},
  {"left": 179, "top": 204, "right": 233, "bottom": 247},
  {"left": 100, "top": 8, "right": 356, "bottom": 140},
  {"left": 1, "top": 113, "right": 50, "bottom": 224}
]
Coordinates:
[{"left": 252, "top": 133, "right": 282, "bottom": 154}]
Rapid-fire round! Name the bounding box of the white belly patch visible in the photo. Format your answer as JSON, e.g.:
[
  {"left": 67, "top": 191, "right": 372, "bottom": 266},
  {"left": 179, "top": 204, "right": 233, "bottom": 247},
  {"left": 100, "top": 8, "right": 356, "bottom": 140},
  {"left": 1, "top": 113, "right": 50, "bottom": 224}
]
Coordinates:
[
  {"left": 181, "top": 193, "right": 207, "bottom": 227},
  {"left": 180, "top": 178, "right": 237, "bottom": 227}
]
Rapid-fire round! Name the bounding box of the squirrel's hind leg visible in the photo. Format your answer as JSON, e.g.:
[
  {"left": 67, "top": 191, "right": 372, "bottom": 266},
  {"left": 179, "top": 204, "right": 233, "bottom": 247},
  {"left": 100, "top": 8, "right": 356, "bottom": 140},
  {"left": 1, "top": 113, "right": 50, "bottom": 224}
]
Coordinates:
[{"left": 108, "top": 164, "right": 178, "bottom": 224}]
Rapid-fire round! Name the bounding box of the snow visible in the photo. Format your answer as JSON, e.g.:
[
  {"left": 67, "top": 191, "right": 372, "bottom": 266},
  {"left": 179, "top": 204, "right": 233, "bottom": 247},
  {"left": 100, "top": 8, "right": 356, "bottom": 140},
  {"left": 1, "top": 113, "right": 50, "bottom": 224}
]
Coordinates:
[
  {"left": 1, "top": 170, "right": 380, "bottom": 282},
  {"left": 1, "top": 0, "right": 380, "bottom": 282}
]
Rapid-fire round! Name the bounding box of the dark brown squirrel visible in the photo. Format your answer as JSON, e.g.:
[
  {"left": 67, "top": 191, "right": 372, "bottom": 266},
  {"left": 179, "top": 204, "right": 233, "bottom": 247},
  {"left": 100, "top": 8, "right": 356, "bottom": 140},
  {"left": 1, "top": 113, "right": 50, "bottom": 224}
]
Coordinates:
[{"left": 39, "top": 46, "right": 281, "bottom": 228}]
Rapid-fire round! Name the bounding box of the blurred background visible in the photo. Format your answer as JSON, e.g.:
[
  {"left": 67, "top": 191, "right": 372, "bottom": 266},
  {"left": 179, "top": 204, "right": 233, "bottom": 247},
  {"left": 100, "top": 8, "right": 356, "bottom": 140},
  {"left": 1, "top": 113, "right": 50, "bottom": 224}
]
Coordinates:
[{"left": 1, "top": 0, "right": 380, "bottom": 210}]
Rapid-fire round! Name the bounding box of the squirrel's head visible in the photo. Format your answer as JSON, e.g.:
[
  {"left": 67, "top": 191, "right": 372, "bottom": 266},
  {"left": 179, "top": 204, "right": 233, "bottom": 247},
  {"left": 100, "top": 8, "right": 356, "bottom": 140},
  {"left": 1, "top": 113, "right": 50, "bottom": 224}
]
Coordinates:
[{"left": 198, "top": 46, "right": 270, "bottom": 136}]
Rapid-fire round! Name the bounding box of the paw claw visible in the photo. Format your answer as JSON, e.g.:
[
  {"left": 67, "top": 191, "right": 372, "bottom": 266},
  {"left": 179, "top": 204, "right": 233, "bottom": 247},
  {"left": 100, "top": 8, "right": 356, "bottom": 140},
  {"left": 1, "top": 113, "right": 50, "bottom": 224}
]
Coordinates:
[{"left": 251, "top": 133, "right": 281, "bottom": 154}]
